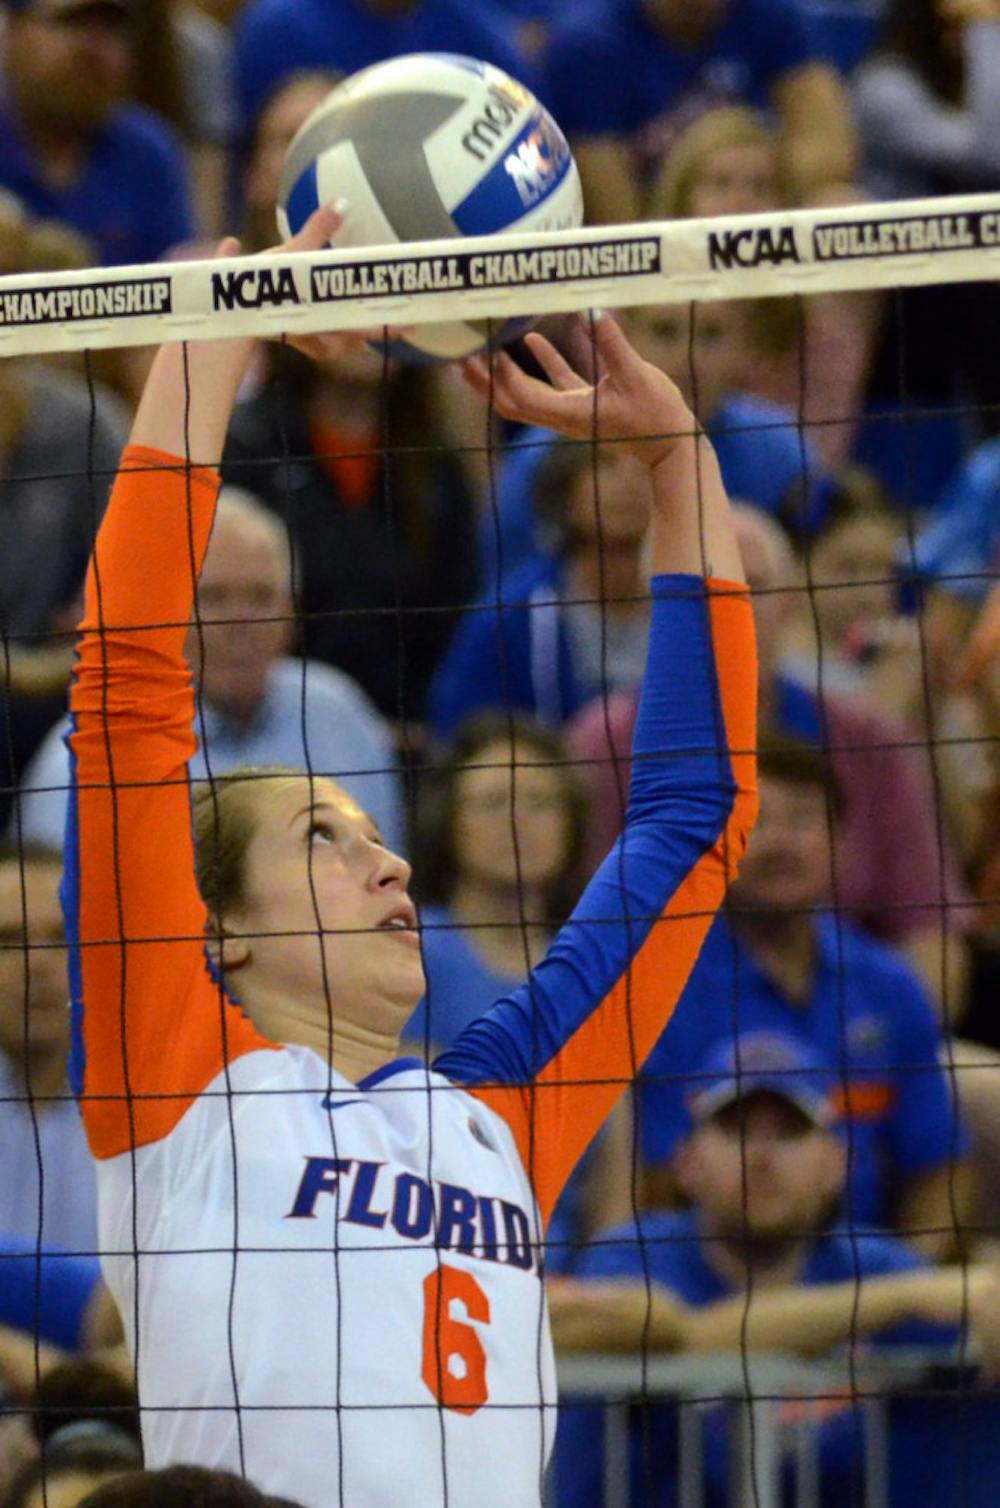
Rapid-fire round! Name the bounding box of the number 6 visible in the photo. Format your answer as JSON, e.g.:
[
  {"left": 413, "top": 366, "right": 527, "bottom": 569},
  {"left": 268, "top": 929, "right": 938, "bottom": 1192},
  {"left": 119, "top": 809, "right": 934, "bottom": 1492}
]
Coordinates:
[{"left": 421, "top": 1263, "right": 491, "bottom": 1415}]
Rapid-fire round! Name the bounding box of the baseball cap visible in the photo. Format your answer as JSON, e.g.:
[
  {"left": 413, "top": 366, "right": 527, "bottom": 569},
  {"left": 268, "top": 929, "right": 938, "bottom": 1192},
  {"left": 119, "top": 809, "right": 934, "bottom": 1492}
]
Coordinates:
[{"left": 686, "top": 1031, "right": 838, "bottom": 1129}]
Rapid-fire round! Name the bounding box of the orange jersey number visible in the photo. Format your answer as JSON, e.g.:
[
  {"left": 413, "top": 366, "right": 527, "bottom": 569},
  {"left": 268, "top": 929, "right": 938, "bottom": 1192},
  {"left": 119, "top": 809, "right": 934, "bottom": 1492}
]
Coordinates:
[{"left": 421, "top": 1264, "right": 491, "bottom": 1415}]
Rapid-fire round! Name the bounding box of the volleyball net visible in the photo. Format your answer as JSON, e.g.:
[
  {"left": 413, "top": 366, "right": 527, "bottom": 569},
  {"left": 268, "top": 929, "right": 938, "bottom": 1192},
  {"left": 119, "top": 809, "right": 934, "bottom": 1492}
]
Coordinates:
[{"left": 1, "top": 191, "right": 998, "bottom": 1508}]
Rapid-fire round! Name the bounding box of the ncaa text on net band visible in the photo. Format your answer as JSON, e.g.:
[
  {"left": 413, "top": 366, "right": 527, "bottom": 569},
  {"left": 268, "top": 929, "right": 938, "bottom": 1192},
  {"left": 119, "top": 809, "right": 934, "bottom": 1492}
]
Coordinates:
[{"left": 0, "top": 193, "right": 999, "bottom": 356}]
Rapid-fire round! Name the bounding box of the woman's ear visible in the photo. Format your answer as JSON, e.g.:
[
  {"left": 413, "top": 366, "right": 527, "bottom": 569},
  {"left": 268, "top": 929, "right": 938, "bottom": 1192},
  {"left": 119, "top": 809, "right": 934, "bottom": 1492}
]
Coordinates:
[{"left": 205, "top": 919, "right": 251, "bottom": 976}]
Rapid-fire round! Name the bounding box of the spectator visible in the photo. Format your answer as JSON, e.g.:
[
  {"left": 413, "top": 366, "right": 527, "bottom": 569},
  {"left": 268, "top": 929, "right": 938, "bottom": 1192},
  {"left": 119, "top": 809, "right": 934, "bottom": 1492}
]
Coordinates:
[
  {"left": 852, "top": 1, "right": 1000, "bottom": 491},
  {"left": 481, "top": 299, "right": 830, "bottom": 591},
  {"left": 30, "top": 1361, "right": 137, "bottom": 1452},
  {"left": 429, "top": 442, "right": 652, "bottom": 737},
  {"left": 3, "top": 1425, "right": 139, "bottom": 1508},
  {"left": 405, "top": 713, "right": 627, "bottom": 1270},
  {"left": 0, "top": 1390, "right": 35, "bottom": 1506},
  {"left": 543, "top": 0, "right": 856, "bottom": 224},
  {"left": 0, "top": 847, "right": 97, "bottom": 1254},
  {"left": 635, "top": 740, "right": 971, "bottom": 1258},
  {"left": 550, "top": 1031, "right": 982, "bottom": 1508},
  {"left": 222, "top": 345, "right": 478, "bottom": 726},
  {"left": 406, "top": 714, "right": 586, "bottom": 1050},
  {"left": 784, "top": 465, "right": 906, "bottom": 699},
  {"left": 567, "top": 502, "right": 973, "bottom": 1009},
  {"left": 646, "top": 109, "right": 882, "bottom": 475},
  {"left": 0, "top": 1244, "right": 111, "bottom": 1387},
  {"left": 853, "top": 0, "right": 1000, "bottom": 201},
  {"left": 77, "top": 1465, "right": 304, "bottom": 1506},
  {"left": 0, "top": 0, "right": 195, "bottom": 265},
  {"left": 240, "top": 71, "right": 340, "bottom": 255},
  {"left": 16, "top": 487, "right": 405, "bottom": 854},
  {"left": 232, "top": 0, "right": 529, "bottom": 138},
  {"left": 128, "top": 0, "right": 238, "bottom": 236},
  {"left": 649, "top": 102, "right": 791, "bottom": 218}
]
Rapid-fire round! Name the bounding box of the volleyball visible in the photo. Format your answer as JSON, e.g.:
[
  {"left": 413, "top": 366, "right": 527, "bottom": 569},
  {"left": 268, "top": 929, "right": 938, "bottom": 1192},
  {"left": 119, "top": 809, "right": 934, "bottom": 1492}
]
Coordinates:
[{"left": 276, "top": 52, "right": 584, "bottom": 361}]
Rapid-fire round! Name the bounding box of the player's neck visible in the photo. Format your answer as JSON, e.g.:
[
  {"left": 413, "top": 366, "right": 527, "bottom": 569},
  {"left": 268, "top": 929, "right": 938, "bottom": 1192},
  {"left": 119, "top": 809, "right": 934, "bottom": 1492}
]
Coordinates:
[{"left": 248, "top": 992, "right": 403, "bottom": 1086}]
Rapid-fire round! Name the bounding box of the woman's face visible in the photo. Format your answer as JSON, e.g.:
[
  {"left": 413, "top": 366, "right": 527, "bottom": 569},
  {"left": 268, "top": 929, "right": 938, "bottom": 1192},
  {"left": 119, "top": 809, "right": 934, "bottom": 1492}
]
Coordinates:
[
  {"left": 810, "top": 513, "right": 902, "bottom": 653},
  {"left": 563, "top": 448, "right": 651, "bottom": 550},
  {"left": 452, "top": 738, "right": 573, "bottom": 893},
  {"left": 234, "top": 776, "right": 424, "bottom": 1034},
  {"left": 687, "top": 141, "right": 783, "bottom": 219}
]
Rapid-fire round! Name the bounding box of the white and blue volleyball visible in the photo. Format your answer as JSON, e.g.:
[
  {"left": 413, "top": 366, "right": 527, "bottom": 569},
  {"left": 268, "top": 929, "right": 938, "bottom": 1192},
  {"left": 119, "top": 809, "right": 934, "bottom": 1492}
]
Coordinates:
[{"left": 276, "top": 53, "right": 583, "bottom": 361}]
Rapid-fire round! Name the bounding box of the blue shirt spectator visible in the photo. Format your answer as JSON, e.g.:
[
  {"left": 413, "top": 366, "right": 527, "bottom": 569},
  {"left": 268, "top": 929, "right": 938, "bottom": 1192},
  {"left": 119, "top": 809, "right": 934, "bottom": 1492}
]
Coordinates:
[
  {"left": 639, "top": 914, "right": 965, "bottom": 1230},
  {"left": 0, "top": 0, "right": 194, "bottom": 266},
  {"left": 554, "top": 1211, "right": 957, "bottom": 1508},
  {"left": 0, "top": 1237, "right": 102, "bottom": 1350},
  {"left": 233, "top": 0, "right": 531, "bottom": 135},
  {"left": 542, "top": 0, "right": 854, "bottom": 221},
  {"left": 906, "top": 435, "right": 1000, "bottom": 608},
  {"left": 0, "top": 103, "right": 192, "bottom": 267},
  {"left": 552, "top": 1032, "right": 969, "bottom": 1508},
  {"left": 482, "top": 395, "right": 829, "bottom": 589}
]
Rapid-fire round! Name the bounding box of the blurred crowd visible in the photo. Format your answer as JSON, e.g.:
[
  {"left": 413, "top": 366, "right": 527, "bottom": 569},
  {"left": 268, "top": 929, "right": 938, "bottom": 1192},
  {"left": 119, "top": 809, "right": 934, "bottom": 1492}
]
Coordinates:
[{"left": 0, "top": 0, "right": 999, "bottom": 1503}]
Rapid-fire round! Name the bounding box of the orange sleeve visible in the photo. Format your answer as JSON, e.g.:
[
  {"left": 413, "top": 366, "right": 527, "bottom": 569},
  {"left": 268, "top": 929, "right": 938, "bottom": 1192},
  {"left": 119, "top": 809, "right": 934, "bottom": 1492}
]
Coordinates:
[
  {"left": 64, "top": 445, "right": 277, "bottom": 1161},
  {"left": 436, "top": 580, "right": 757, "bottom": 1227}
]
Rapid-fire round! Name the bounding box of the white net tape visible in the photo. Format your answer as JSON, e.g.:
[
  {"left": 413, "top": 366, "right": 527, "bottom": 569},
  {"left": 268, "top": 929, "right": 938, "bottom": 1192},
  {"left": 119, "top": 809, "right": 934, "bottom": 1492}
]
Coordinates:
[{"left": 0, "top": 192, "right": 998, "bottom": 356}]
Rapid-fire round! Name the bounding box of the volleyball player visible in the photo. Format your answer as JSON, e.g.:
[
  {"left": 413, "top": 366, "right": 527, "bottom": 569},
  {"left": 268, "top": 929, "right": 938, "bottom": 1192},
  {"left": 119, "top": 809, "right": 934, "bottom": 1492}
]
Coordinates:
[{"left": 63, "top": 204, "right": 757, "bottom": 1506}]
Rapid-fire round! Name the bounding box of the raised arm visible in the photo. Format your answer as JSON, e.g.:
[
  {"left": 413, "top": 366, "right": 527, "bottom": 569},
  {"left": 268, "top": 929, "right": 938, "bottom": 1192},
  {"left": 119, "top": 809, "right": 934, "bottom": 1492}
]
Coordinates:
[
  {"left": 437, "top": 319, "right": 757, "bottom": 1225},
  {"left": 65, "top": 209, "right": 342, "bottom": 1160}
]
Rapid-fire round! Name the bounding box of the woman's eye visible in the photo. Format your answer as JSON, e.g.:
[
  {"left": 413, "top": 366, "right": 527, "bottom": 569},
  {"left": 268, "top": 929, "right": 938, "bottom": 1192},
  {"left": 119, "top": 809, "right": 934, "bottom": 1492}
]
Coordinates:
[{"left": 308, "top": 823, "right": 335, "bottom": 845}]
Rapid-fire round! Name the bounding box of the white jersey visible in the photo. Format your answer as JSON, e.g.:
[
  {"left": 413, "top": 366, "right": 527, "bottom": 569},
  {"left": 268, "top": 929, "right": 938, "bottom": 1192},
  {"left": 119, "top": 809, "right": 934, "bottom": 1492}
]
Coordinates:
[{"left": 100, "top": 1049, "right": 554, "bottom": 1507}]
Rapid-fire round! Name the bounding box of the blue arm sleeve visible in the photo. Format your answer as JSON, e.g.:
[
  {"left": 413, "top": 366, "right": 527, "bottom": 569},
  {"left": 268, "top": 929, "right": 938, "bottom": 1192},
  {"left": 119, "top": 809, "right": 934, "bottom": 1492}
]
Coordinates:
[{"left": 437, "top": 573, "right": 757, "bottom": 1220}]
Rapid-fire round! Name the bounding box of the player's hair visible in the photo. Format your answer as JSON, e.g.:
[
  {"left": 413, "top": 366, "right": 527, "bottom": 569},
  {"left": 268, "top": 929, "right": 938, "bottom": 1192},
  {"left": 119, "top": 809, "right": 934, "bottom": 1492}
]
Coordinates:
[
  {"left": 417, "top": 712, "right": 588, "bottom": 926},
  {"left": 755, "top": 732, "right": 845, "bottom": 820},
  {"left": 74, "top": 1464, "right": 302, "bottom": 1507},
  {"left": 192, "top": 765, "right": 302, "bottom": 925}
]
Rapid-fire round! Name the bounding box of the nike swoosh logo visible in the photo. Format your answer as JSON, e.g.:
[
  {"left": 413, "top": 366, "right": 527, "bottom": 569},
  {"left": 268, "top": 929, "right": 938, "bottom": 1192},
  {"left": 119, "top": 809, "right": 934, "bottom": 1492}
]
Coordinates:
[{"left": 320, "top": 1097, "right": 365, "bottom": 1112}]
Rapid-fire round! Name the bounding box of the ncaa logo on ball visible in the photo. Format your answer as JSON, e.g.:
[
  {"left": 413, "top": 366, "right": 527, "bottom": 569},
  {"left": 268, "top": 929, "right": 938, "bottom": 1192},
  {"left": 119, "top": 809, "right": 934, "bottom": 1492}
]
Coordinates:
[{"left": 504, "top": 114, "right": 571, "bottom": 210}]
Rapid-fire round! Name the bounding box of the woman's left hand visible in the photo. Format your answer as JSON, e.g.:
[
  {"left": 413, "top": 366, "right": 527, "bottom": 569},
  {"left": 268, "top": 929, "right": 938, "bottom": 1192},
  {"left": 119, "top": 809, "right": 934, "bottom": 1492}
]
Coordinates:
[{"left": 460, "top": 312, "right": 697, "bottom": 471}]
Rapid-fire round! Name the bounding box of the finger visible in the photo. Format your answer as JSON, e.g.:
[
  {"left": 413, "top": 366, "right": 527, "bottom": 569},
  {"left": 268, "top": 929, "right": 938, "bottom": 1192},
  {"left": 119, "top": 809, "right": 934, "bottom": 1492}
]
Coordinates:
[
  {"left": 522, "top": 332, "right": 583, "bottom": 392},
  {"left": 285, "top": 201, "right": 344, "bottom": 254},
  {"left": 213, "top": 235, "right": 241, "bottom": 260},
  {"left": 590, "top": 309, "right": 643, "bottom": 377}
]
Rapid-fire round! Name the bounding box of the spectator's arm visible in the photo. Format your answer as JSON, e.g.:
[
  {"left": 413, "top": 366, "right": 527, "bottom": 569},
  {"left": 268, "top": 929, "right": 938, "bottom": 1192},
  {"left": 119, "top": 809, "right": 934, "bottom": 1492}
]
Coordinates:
[
  {"left": 894, "top": 1160, "right": 975, "bottom": 1263},
  {"left": 685, "top": 1264, "right": 979, "bottom": 1354},
  {"left": 578, "top": 1098, "right": 636, "bottom": 1240},
  {"left": 547, "top": 1276, "right": 687, "bottom": 1352},
  {"left": 549, "top": 1264, "right": 983, "bottom": 1355},
  {"left": 0, "top": 1325, "right": 64, "bottom": 1400},
  {"left": 902, "top": 929, "right": 971, "bottom": 1026},
  {"left": 772, "top": 62, "right": 858, "bottom": 195}
]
